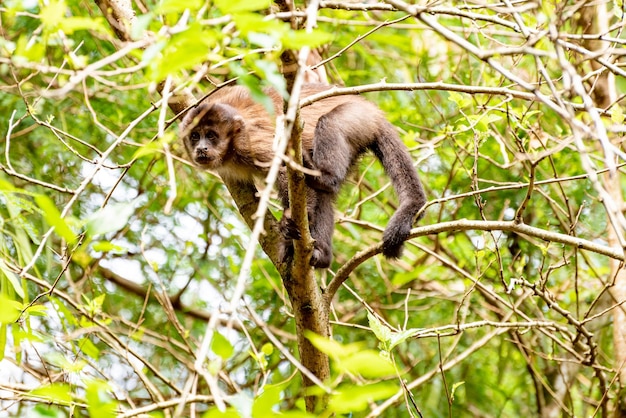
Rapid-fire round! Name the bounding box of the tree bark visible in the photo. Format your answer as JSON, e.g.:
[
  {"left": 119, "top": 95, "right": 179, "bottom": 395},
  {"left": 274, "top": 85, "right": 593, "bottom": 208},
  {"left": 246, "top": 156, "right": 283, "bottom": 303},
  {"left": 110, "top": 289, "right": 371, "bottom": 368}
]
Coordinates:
[
  {"left": 578, "top": 3, "right": 626, "bottom": 417},
  {"left": 275, "top": 1, "right": 331, "bottom": 410}
]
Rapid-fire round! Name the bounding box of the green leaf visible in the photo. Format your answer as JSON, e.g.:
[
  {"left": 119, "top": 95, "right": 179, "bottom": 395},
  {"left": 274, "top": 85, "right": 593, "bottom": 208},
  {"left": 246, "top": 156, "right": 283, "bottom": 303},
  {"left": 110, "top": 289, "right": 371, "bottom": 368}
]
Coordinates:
[
  {"left": 30, "top": 405, "right": 68, "bottom": 417},
  {"left": 0, "top": 294, "right": 23, "bottom": 324},
  {"left": 338, "top": 350, "right": 396, "bottom": 378},
  {"left": 35, "top": 194, "right": 76, "bottom": 243},
  {"left": 253, "top": 60, "right": 284, "bottom": 87},
  {"left": 86, "top": 202, "right": 135, "bottom": 237},
  {"left": 388, "top": 328, "right": 420, "bottom": 352},
  {"left": 132, "top": 140, "right": 162, "bottom": 159},
  {"left": 611, "top": 105, "right": 624, "bottom": 124},
  {"left": 79, "top": 337, "right": 101, "bottom": 360},
  {"left": 230, "top": 392, "right": 254, "bottom": 417},
  {"left": 0, "top": 178, "right": 16, "bottom": 191},
  {"left": 0, "top": 259, "right": 24, "bottom": 298},
  {"left": 81, "top": 294, "right": 106, "bottom": 317},
  {"left": 232, "top": 70, "right": 276, "bottom": 114},
  {"left": 132, "top": 13, "right": 153, "bottom": 40},
  {"left": 0, "top": 37, "right": 16, "bottom": 56},
  {"left": 155, "top": 0, "right": 204, "bottom": 14},
  {"left": 59, "top": 16, "right": 109, "bottom": 35},
  {"left": 328, "top": 382, "right": 399, "bottom": 414},
  {"left": 14, "top": 35, "right": 45, "bottom": 61},
  {"left": 203, "top": 407, "right": 239, "bottom": 418},
  {"left": 248, "top": 32, "right": 279, "bottom": 49},
  {"left": 13, "top": 327, "right": 44, "bottom": 347},
  {"left": 91, "top": 240, "right": 126, "bottom": 254},
  {"left": 0, "top": 323, "right": 6, "bottom": 362},
  {"left": 51, "top": 297, "right": 79, "bottom": 327},
  {"left": 51, "top": 351, "right": 87, "bottom": 373},
  {"left": 39, "top": 0, "right": 66, "bottom": 30},
  {"left": 368, "top": 312, "right": 420, "bottom": 353},
  {"left": 211, "top": 332, "right": 234, "bottom": 360},
  {"left": 214, "top": 0, "right": 272, "bottom": 14},
  {"left": 474, "top": 113, "right": 502, "bottom": 131},
  {"left": 614, "top": 0, "right": 625, "bottom": 17},
  {"left": 147, "top": 24, "right": 218, "bottom": 81},
  {"left": 451, "top": 381, "right": 465, "bottom": 401},
  {"left": 29, "top": 383, "right": 72, "bottom": 405},
  {"left": 281, "top": 29, "right": 334, "bottom": 49},
  {"left": 252, "top": 383, "right": 283, "bottom": 417},
  {"left": 305, "top": 331, "right": 361, "bottom": 359},
  {"left": 24, "top": 304, "right": 48, "bottom": 317},
  {"left": 233, "top": 13, "right": 287, "bottom": 36},
  {"left": 275, "top": 412, "right": 316, "bottom": 418},
  {"left": 367, "top": 311, "right": 392, "bottom": 346},
  {"left": 448, "top": 91, "right": 471, "bottom": 108},
  {"left": 86, "top": 380, "right": 118, "bottom": 418},
  {"left": 306, "top": 331, "right": 396, "bottom": 378},
  {"left": 142, "top": 39, "right": 166, "bottom": 64},
  {"left": 260, "top": 343, "right": 273, "bottom": 356}
]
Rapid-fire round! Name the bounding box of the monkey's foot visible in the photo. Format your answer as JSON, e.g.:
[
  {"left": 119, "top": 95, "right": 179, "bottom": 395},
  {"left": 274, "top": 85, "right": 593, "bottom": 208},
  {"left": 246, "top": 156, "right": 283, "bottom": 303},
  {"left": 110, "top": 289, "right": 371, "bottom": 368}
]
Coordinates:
[
  {"left": 278, "top": 239, "right": 294, "bottom": 265},
  {"left": 280, "top": 216, "right": 301, "bottom": 240},
  {"left": 310, "top": 246, "right": 332, "bottom": 269}
]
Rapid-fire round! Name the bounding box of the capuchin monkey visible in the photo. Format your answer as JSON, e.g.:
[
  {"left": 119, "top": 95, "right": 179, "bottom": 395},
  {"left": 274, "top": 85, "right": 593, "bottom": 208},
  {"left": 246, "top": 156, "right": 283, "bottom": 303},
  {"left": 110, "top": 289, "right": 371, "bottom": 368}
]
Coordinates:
[{"left": 180, "top": 84, "right": 426, "bottom": 268}]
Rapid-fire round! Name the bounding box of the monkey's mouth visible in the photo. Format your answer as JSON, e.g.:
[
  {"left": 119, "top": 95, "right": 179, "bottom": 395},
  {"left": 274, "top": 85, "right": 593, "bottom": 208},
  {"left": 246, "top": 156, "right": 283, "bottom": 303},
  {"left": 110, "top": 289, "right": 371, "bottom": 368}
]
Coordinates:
[{"left": 195, "top": 155, "right": 214, "bottom": 166}]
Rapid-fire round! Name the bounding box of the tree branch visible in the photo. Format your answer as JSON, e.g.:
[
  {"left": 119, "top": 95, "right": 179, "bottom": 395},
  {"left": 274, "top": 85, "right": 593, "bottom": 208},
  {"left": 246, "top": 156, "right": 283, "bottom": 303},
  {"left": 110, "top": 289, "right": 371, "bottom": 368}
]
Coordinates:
[{"left": 326, "top": 219, "right": 624, "bottom": 301}]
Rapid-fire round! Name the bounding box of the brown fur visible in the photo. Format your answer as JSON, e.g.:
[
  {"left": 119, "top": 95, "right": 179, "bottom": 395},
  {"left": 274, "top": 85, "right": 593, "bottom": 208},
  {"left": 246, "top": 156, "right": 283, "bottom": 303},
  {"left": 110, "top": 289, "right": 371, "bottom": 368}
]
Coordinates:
[{"left": 180, "top": 84, "right": 426, "bottom": 267}]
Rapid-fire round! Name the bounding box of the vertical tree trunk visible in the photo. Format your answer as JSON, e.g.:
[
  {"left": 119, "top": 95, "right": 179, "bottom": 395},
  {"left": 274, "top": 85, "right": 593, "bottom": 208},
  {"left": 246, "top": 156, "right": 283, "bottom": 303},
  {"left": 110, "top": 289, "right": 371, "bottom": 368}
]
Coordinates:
[
  {"left": 274, "top": 1, "right": 332, "bottom": 410},
  {"left": 578, "top": 2, "right": 626, "bottom": 416},
  {"left": 282, "top": 269, "right": 330, "bottom": 411}
]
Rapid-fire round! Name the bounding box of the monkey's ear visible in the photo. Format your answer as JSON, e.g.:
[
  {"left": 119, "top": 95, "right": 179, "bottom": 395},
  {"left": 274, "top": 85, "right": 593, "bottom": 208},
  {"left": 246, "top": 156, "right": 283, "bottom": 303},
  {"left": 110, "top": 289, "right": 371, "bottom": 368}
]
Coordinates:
[{"left": 231, "top": 115, "right": 244, "bottom": 135}]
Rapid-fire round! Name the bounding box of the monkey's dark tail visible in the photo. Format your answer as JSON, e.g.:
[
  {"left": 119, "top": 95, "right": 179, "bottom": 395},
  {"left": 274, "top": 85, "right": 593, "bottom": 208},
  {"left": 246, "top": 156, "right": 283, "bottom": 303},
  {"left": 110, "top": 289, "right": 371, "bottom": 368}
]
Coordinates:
[{"left": 370, "top": 123, "right": 427, "bottom": 258}]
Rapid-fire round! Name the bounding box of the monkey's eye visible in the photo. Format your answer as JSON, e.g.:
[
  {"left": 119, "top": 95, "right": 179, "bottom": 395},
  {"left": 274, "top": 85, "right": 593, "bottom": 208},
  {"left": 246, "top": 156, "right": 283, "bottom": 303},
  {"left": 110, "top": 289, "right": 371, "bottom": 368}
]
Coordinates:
[
  {"left": 206, "top": 131, "right": 218, "bottom": 142},
  {"left": 189, "top": 132, "right": 200, "bottom": 142}
]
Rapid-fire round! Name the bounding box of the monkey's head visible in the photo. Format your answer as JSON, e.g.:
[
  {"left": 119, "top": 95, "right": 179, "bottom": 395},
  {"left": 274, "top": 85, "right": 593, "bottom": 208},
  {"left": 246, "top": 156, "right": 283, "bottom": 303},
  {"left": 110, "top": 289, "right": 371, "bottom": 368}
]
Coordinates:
[{"left": 180, "top": 103, "right": 245, "bottom": 169}]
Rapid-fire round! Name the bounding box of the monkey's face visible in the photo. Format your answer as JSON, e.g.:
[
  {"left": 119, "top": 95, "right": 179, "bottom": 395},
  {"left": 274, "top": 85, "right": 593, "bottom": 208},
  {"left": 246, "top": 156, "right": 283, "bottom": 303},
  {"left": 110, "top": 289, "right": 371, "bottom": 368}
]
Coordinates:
[
  {"left": 184, "top": 126, "right": 227, "bottom": 169},
  {"left": 181, "top": 103, "right": 244, "bottom": 169}
]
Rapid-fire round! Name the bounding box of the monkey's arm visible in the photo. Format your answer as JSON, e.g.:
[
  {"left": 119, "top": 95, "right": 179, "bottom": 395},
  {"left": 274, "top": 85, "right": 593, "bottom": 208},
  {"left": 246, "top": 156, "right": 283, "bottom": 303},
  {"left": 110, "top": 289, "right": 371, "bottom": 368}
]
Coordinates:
[{"left": 225, "top": 179, "right": 284, "bottom": 265}]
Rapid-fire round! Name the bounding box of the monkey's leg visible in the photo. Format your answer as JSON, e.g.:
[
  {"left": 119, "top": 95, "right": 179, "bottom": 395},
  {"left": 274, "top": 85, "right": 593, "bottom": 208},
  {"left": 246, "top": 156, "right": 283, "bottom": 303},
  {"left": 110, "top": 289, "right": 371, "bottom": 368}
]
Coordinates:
[
  {"left": 307, "top": 106, "right": 353, "bottom": 194},
  {"left": 277, "top": 183, "right": 334, "bottom": 268},
  {"left": 277, "top": 167, "right": 299, "bottom": 264},
  {"left": 308, "top": 190, "right": 334, "bottom": 268},
  {"left": 277, "top": 167, "right": 301, "bottom": 241},
  {"left": 278, "top": 165, "right": 335, "bottom": 268}
]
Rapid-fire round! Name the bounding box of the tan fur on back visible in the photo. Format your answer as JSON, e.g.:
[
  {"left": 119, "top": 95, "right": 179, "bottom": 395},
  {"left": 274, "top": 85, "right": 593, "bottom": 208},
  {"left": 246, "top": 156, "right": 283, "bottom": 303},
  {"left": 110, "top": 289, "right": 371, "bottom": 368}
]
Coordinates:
[{"left": 202, "top": 84, "right": 384, "bottom": 157}]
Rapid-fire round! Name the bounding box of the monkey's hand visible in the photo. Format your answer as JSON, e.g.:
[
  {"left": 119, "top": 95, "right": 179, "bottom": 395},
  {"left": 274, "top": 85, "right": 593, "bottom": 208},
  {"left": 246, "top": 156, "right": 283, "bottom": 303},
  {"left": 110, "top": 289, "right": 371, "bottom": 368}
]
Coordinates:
[
  {"left": 277, "top": 212, "right": 298, "bottom": 265},
  {"left": 279, "top": 211, "right": 301, "bottom": 241}
]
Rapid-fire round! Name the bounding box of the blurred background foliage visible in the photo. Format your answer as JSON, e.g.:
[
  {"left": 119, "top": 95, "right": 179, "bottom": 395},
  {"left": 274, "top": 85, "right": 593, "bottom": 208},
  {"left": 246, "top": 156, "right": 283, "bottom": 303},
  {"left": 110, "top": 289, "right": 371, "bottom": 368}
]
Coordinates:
[{"left": 1, "top": 0, "right": 625, "bottom": 416}]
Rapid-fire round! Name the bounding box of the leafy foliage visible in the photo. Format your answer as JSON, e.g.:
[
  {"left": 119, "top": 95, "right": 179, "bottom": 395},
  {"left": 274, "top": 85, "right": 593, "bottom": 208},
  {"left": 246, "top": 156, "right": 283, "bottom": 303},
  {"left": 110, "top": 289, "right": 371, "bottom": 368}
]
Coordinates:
[{"left": 1, "top": 0, "right": 626, "bottom": 416}]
